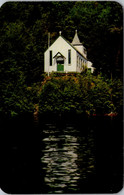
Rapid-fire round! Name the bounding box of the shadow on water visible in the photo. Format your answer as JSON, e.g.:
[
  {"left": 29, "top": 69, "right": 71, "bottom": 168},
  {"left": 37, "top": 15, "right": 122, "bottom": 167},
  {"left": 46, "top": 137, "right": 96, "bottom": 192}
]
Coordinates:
[
  {"left": 1, "top": 113, "right": 123, "bottom": 194},
  {"left": 1, "top": 113, "right": 41, "bottom": 194}
]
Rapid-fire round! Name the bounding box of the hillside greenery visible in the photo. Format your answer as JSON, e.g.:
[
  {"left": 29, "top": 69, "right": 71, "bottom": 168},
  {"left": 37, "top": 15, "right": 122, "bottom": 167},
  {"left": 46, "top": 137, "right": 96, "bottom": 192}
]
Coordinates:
[
  {"left": 0, "top": 72, "right": 122, "bottom": 117},
  {"left": 38, "top": 73, "right": 123, "bottom": 116},
  {"left": 0, "top": 2, "right": 123, "bottom": 118}
]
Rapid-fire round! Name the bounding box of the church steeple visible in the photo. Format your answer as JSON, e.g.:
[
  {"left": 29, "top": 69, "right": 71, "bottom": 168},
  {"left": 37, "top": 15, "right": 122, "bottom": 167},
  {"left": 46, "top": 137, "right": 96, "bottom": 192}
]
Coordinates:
[
  {"left": 71, "top": 30, "right": 87, "bottom": 58},
  {"left": 72, "top": 30, "right": 82, "bottom": 45}
]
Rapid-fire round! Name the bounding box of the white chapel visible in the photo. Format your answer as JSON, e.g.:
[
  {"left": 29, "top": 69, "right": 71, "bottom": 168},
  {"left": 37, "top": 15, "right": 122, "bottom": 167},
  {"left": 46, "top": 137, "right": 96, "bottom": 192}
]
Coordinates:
[{"left": 44, "top": 30, "right": 94, "bottom": 73}]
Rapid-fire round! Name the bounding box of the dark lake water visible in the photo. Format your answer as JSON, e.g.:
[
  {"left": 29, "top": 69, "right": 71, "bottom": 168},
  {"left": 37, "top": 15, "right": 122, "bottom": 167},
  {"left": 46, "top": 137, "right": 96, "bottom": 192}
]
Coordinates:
[
  {"left": 40, "top": 121, "right": 95, "bottom": 193},
  {"left": 1, "top": 113, "right": 123, "bottom": 194}
]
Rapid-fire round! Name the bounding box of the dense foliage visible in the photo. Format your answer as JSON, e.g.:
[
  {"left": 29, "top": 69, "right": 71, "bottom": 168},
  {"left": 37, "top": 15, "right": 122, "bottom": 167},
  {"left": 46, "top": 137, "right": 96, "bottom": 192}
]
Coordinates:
[
  {"left": 38, "top": 73, "right": 123, "bottom": 116},
  {"left": 0, "top": 2, "right": 123, "bottom": 117}
]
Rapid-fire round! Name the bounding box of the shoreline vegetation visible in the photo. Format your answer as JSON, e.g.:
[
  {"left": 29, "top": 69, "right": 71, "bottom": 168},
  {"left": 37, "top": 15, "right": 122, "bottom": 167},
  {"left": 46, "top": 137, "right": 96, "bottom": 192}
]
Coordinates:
[
  {"left": 1, "top": 72, "right": 122, "bottom": 119},
  {"left": 0, "top": 2, "right": 123, "bottom": 120}
]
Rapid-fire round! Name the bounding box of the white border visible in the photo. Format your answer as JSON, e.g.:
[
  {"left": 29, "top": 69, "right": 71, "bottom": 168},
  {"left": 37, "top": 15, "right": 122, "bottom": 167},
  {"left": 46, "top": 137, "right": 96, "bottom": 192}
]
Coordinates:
[
  {"left": 0, "top": 0, "right": 124, "bottom": 8},
  {"left": 0, "top": 0, "right": 123, "bottom": 195}
]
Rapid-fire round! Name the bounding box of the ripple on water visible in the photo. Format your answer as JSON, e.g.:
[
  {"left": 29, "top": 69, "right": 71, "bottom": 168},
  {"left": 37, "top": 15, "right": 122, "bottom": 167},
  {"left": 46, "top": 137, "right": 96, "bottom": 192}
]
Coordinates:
[{"left": 41, "top": 123, "right": 95, "bottom": 193}]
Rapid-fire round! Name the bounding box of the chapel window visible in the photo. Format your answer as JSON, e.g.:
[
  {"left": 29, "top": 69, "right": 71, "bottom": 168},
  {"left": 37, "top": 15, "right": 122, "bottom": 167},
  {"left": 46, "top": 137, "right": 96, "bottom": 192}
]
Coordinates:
[
  {"left": 50, "top": 50, "right": 52, "bottom": 66},
  {"left": 68, "top": 49, "right": 71, "bottom": 64}
]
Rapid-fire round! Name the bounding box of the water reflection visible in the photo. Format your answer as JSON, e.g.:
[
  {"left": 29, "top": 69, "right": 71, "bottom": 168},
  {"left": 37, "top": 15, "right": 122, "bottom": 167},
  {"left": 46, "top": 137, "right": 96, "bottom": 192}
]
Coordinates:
[{"left": 41, "top": 123, "right": 95, "bottom": 193}]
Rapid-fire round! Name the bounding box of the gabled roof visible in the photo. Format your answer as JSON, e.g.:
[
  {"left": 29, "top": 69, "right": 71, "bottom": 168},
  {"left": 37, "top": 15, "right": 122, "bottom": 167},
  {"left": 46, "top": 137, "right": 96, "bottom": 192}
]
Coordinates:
[
  {"left": 72, "top": 30, "right": 82, "bottom": 45},
  {"left": 45, "top": 33, "right": 87, "bottom": 60},
  {"left": 61, "top": 35, "right": 87, "bottom": 60},
  {"left": 53, "top": 52, "right": 66, "bottom": 59}
]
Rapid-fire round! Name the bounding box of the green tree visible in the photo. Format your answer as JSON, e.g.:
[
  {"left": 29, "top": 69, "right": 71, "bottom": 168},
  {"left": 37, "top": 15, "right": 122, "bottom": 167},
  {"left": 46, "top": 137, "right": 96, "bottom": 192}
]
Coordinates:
[{"left": 0, "top": 2, "right": 123, "bottom": 117}]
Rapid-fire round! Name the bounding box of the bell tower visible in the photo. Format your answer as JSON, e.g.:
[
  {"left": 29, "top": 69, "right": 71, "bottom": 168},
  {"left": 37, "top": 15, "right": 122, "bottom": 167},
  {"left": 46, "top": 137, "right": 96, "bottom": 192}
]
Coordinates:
[{"left": 72, "top": 30, "right": 87, "bottom": 58}]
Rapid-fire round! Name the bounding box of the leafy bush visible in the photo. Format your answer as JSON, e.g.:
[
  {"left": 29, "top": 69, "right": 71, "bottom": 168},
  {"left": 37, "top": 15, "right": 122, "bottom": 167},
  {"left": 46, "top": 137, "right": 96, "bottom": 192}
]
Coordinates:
[
  {"left": 1, "top": 72, "right": 122, "bottom": 117},
  {"left": 38, "top": 74, "right": 123, "bottom": 115}
]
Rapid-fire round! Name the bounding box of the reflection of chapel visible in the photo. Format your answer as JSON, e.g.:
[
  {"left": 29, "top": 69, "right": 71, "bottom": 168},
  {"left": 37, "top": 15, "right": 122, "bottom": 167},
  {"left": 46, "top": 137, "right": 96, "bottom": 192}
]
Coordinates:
[{"left": 44, "top": 30, "right": 94, "bottom": 73}]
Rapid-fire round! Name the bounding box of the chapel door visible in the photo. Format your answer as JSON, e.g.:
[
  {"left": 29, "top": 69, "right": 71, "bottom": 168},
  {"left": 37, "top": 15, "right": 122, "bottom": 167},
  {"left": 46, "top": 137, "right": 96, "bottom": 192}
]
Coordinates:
[{"left": 57, "top": 59, "right": 64, "bottom": 72}]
